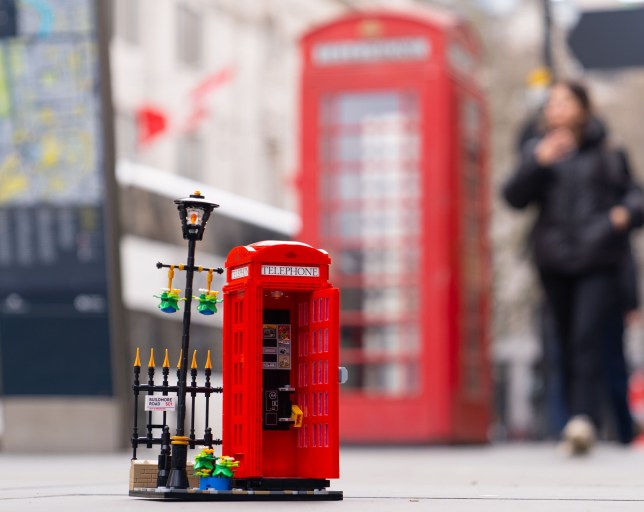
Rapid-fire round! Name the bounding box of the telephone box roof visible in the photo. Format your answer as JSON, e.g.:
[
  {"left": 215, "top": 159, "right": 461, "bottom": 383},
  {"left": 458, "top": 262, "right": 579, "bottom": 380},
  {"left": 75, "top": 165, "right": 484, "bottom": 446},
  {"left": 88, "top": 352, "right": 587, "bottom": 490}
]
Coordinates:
[
  {"left": 225, "top": 240, "right": 331, "bottom": 267},
  {"left": 300, "top": 8, "right": 466, "bottom": 44}
]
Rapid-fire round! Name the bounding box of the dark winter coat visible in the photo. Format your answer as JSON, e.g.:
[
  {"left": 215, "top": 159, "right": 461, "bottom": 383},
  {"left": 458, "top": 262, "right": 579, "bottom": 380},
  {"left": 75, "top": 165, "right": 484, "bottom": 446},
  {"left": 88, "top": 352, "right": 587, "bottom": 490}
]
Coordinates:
[{"left": 503, "top": 119, "right": 644, "bottom": 275}]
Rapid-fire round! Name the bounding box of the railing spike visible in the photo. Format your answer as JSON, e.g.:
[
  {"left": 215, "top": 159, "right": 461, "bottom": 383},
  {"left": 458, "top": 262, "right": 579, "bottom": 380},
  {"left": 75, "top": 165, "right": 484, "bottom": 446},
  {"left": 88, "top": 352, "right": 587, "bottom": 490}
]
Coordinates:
[
  {"left": 163, "top": 348, "right": 170, "bottom": 369},
  {"left": 191, "top": 350, "right": 198, "bottom": 369},
  {"left": 177, "top": 349, "right": 182, "bottom": 369},
  {"left": 205, "top": 350, "right": 212, "bottom": 370},
  {"left": 148, "top": 348, "right": 155, "bottom": 368},
  {"left": 133, "top": 347, "right": 141, "bottom": 367}
]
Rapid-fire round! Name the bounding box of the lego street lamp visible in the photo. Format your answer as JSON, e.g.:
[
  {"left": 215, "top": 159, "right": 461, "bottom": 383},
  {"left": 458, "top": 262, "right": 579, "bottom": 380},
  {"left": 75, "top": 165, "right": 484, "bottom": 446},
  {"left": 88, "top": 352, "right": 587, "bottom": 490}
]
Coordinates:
[{"left": 166, "top": 191, "right": 219, "bottom": 489}]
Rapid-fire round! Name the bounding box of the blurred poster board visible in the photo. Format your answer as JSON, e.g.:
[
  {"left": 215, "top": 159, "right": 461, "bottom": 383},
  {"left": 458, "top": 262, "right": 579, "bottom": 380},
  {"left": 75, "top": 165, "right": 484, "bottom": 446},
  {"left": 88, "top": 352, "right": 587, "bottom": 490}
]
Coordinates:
[{"left": 0, "top": 0, "right": 115, "bottom": 396}]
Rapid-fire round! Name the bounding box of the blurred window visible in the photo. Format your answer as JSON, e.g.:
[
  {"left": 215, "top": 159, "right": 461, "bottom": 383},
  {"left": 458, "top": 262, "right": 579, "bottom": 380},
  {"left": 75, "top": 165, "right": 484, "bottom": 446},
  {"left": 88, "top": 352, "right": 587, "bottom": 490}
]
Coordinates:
[
  {"left": 176, "top": 3, "right": 202, "bottom": 67},
  {"left": 176, "top": 133, "right": 202, "bottom": 180},
  {"left": 114, "top": 0, "right": 139, "bottom": 45}
]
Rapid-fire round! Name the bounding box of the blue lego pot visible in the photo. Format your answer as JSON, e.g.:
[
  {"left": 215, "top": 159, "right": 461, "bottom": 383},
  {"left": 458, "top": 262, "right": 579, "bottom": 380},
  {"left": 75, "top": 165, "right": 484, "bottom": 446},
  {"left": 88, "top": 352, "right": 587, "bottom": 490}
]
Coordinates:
[{"left": 199, "top": 476, "right": 232, "bottom": 491}]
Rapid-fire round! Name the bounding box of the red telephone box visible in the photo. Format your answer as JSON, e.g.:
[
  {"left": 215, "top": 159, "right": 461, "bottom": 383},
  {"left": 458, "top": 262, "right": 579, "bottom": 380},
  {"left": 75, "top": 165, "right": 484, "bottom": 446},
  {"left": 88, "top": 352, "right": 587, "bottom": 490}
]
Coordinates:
[
  {"left": 298, "top": 10, "right": 491, "bottom": 443},
  {"left": 222, "top": 241, "right": 340, "bottom": 483}
]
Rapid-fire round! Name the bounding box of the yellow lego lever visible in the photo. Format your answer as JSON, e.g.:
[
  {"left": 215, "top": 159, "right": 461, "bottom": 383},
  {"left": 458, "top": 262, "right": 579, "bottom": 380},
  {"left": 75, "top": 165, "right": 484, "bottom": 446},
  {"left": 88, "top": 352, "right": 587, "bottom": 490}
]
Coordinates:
[{"left": 291, "top": 404, "right": 303, "bottom": 428}]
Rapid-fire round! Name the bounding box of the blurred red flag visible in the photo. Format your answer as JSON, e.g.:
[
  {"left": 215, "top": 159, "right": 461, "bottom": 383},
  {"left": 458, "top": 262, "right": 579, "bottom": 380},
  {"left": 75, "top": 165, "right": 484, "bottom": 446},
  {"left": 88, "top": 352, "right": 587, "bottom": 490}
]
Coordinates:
[
  {"left": 135, "top": 67, "right": 233, "bottom": 146},
  {"left": 137, "top": 105, "right": 168, "bottom": 146},
  {"left": 184, "top": 66, "right": 234, "bottom": 132}
]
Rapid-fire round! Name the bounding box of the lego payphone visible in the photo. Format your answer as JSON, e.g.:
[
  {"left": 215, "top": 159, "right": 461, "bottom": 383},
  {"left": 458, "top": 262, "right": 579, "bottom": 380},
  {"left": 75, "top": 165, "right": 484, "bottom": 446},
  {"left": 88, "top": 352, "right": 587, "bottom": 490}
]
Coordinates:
[{"left": 222, "top": 241, "right": 340, "bottom": 485}]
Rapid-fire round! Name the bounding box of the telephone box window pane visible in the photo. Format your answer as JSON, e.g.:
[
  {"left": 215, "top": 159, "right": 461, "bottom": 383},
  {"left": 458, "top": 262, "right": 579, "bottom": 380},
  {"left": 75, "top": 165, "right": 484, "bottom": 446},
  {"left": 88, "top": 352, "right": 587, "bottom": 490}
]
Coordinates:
[
  {"left": 337, "top": 210, "right": 361, "bottom": 239},
  {"left": 340, "top": 288, "right": 363, "bottom": 311},
  {"left": 312, "top": 331, "right": 317, "bottom": 354},
  {"left": 361, "top": 323, "right": 422, "bottom": 355},
  {"left": 342, "top": 363, "right": 365, "bottom": 389},
  {"left": 312, "top": 361, "right": 317, "bottom": 385},
  {"left": 312, "top": 424, "right": 318, "bottom": 447},
  {"left": 336, "top": 92, "right": 404, "bottom": 124},
  {"left": 363, "top": 287, "right": 418, "bottom": 318},
  {"left": 336, "top": 135, "right": 364, "bottom": 162},
  {"left": 340, "top": 249, "right": 363, "bottom": 275},
  {"left": 324, "top": 298, "right": 330, "bottom": 321},
  {"left": 324, "top": 424, "right": 329, "bottom": 447},
  {"left": 318, "top": 329, "right": 323, "bottom": 353},
  {"left": 303, "top": 425, "right": 308, "bottom": 447},
  {"left": 324, "top": 360, "right": 329, "bottom": 384},
  {"left": 324, "top": 391, "right": 329, "bottom": 415},
  {"left": 364, "top": 362, "right": 419, "bottom": 396},
  {"left": 341, "top": 325, "right": 363, "bottom": 349},
  {"left": 301, "top": 302, "right": 310, "bottom": 326},
  {"left": 334, "top": 172, "right": 361, "bottom": 199},
  {"left": 324, "top": 329, "right": 329, "bottom": 353}
]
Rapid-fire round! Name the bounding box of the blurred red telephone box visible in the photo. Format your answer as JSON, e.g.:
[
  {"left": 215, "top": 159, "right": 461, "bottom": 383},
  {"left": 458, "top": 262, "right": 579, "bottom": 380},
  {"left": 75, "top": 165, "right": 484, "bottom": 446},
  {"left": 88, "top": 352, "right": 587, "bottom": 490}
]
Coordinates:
[
  {"left": 222, "top": 241, "right": 340, "bottom": 480},
  {"left": 298, "top": 9, "right": 491, "bottom": 443}
]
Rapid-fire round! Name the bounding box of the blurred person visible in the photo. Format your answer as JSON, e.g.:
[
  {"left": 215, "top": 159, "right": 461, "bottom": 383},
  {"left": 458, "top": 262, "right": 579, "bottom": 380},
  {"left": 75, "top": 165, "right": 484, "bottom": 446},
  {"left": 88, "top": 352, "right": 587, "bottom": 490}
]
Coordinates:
[
  {"left": 517, "top": 112, "right": 641, "bottom": 445},
  {"left": 503, "top": 80, "right": 644, "bottom": 454}
]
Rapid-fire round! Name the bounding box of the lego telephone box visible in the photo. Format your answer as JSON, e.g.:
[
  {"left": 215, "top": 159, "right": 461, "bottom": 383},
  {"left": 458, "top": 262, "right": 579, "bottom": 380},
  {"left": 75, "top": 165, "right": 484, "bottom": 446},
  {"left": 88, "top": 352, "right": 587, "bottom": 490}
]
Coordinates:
[{"left": 222, "top": 241, "right": 340, "bottom": 482}]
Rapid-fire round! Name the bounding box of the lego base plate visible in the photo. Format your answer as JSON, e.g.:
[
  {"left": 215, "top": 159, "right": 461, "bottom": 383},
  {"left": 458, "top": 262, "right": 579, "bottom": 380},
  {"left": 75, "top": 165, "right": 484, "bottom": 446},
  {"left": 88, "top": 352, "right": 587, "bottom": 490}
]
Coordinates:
[{"left": 129, "top": 487, "right": 343, "bottom": 501}]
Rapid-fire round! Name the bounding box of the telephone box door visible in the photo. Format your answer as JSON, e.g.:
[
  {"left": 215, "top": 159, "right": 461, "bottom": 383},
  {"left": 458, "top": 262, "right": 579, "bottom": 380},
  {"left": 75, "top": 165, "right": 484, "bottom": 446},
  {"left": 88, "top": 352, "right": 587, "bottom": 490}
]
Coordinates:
[{"left": 296, "top": 287, "right": 340, "bottom": 479}]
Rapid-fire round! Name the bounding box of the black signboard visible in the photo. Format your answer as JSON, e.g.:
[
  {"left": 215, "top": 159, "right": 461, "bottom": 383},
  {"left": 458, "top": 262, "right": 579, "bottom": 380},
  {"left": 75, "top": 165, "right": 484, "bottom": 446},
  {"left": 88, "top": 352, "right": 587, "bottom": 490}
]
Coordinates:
[
  {"left": 0, "top": 0, "right": 115, "bottom": 396},
  {"left": 568, "top": 7, "right": 644, "bottom": 70}
]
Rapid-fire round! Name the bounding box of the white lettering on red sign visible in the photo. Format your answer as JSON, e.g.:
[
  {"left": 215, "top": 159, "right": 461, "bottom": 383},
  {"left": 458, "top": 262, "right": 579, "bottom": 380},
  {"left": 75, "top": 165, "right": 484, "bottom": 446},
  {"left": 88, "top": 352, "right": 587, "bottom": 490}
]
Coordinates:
[
  {"left": 231, "top": 266, "right": 249, "bottom": 279},
  {"left": 313, "top": 37, "right": 430, "bottom": 65},
  {"left": 261, "top": 265, "right": 320, "bottom": 278},
  {"left": 145, "top": 396, "right": 176, "bottom": 411}
]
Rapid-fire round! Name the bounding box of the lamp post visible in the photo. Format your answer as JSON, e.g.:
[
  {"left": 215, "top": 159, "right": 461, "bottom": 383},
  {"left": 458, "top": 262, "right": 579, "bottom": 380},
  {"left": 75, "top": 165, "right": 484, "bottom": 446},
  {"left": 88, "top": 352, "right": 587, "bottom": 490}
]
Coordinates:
[{"left": 165, "top": 191, "right": 219, "bottom": 489}]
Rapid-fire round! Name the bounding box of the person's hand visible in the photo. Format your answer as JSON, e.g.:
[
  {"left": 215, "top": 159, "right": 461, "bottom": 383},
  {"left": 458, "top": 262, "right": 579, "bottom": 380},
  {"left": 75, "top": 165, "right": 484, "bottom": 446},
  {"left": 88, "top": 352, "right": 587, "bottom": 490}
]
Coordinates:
[
  {"left": 610, "top": 205, "right": 631, "bottom": 231},
  {"left": 625, "top": 310, "right": 642, "bottom": 327},
  {"left": 534, "top": 128, "right": 577, "bottom": 166}
]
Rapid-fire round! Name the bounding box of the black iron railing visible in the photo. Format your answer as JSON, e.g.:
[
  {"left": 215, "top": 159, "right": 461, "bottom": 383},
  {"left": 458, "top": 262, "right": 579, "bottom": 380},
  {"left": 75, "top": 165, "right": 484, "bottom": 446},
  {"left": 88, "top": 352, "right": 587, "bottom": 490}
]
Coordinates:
[{"left": 131, "top": 348, "right": 223, "bottom": 487}]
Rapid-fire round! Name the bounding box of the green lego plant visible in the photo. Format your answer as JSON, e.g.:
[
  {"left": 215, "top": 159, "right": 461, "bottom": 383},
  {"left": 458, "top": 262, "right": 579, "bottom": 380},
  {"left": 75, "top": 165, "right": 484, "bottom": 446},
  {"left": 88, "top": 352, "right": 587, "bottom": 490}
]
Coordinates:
[{"left": 193, "top": 448, "right": 216, "bottom": 477}]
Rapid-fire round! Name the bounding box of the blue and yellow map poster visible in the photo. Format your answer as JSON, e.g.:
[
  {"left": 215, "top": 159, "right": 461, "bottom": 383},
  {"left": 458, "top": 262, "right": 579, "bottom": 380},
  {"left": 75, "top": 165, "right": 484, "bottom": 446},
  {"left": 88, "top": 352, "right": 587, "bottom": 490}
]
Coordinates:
[{"left": 0, "top": 0, "right": 116, "bottom": 396}]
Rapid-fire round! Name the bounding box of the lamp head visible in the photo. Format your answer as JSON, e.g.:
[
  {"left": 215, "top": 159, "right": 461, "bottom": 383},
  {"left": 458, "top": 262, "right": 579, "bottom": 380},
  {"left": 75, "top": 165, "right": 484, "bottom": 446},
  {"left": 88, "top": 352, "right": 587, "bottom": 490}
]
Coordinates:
[{"left": 174, "top": 191, "right": 219, "bottom": 240}]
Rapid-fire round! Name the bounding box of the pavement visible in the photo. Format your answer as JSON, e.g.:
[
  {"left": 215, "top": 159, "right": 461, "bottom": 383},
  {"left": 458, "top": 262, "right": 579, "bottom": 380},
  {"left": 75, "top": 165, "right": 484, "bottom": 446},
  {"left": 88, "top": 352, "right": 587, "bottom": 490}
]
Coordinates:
[{"left": 2, "top": 443, "right": 644, "bottom": 511}]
